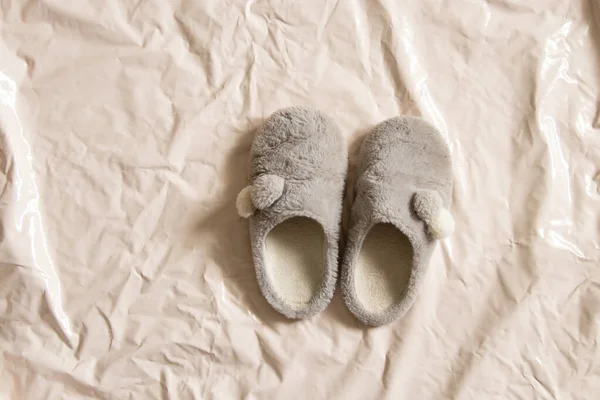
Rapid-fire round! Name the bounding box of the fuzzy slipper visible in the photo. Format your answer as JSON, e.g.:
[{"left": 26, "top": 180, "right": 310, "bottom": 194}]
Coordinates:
[
  {"left": 341, "top": 117, "right": 454, "bottom": 326},
  {"left": 237, "top": 107, "right": 347, "bottom": 319}
]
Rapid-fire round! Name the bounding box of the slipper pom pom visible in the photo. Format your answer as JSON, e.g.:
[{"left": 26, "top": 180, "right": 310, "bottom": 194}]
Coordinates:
[
  {"left": 236, "top": 186, "right": 255, "bottom": 218},
  {"left": 413, "top": 190, "right": 454, "bottom": 239},
  {"left": 413, "top": 190, "right": 442, "bottom": 221},
  {"left": 251, "top": 174, "right": 285, "bottom": 209},
  {"left": 428, "top": 207, "right": 455, "bottom": 239}
]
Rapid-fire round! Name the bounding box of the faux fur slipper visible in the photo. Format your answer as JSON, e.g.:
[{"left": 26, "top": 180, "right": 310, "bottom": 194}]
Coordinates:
[
  {"left": 341, "top": 117, "right": 454, "bottom": 326},
  {"left": 237, "top": 107, "right": 347, "bottom": 319}
]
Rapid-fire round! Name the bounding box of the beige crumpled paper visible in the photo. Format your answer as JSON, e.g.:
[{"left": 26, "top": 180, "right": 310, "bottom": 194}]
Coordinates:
[{"left": 1, "top": 0, "right": 599, "bottom": 398}]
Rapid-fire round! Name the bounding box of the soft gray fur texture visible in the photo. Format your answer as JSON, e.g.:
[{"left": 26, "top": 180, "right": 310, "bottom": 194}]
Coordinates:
[
  {"left": 247, "top": 107, "right": 347, "bottom": 319},
  {"left": 341, "top": 116, "right": 453, "bottom": 326},
  {"left": 413, "top": 190, "right": 443, "bottom": 222},
  {"left": 251, "top": 174, "right": 285, "bottom": 209}
]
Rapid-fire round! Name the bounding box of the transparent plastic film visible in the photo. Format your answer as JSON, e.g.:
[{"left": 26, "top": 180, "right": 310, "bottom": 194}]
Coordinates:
[{"left": 1, "top": 0, "right": 599, "bottom": 398}]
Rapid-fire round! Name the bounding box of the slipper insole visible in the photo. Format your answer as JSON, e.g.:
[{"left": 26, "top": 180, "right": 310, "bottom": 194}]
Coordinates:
[
  {"left": 355, "top": 223, "right": 412, "bottom": 314},
  {"left": 265, "top": 217, "right": 325, "bottom": 309}
]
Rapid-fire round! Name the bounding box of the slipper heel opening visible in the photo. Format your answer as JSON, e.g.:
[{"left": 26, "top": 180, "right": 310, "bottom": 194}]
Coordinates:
[
  {"left": 264, "top": 217, "right": 325, "bottom": 310},
  {"left": 354, "top": 223, "right": 413, "bottom": 315}
]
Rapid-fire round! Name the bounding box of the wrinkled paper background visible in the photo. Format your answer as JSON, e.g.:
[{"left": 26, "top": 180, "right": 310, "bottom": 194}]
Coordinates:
[{"left": 1, "top": 0, "right": 599, "bottom": 398}]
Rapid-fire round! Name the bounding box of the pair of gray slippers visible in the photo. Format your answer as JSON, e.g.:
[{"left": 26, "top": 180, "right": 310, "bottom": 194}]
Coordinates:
[{"left": 236, "top": 107, "right": 453, "bottom": 326}]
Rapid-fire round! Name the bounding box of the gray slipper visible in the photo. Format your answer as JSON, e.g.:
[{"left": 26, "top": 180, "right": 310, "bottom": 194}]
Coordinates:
[
  {"left": 341, "top": 117, "right": 454, "bottom": 326},
  {"left": 236, "top": 107, "right": 347, "bottom": 319}
]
